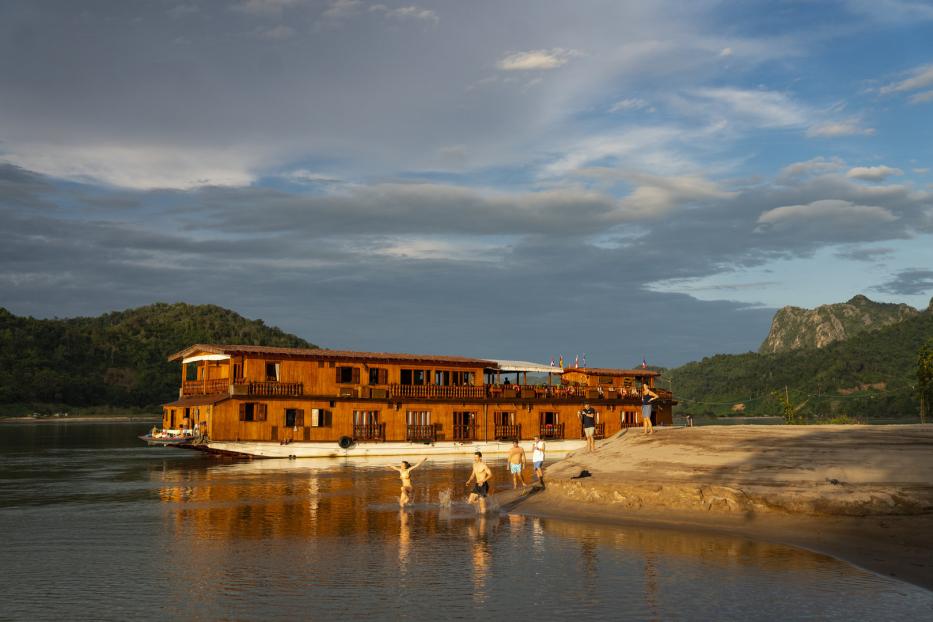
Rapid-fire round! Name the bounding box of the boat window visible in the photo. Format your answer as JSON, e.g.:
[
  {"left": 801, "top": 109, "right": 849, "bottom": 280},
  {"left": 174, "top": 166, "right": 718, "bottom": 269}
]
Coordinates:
[
  {"left": 310, "top": 409, "right": 332, "bottom": 427},
  {"left": 494, "top": 411, "right": 514, "bottom": 425},
  {"left": 369, "top": 368, "right": 388, "bottom": 385},
  {"left": 599, "top": 376, "right": 613, "bottom": 384},
  {"left": 539, "top": 411, "right": 559, "bottom": 425},
  {"left": 239, "top": 402, "right": 267, "bottom": 422},
  {"left": 406, "top": 410, "right": 431, "bottom": 425},
  {"left": 285, "top": 408, "right": 305, "bottom": 427},
  {"left": 400, "top": 369, "right": 429, "bottom": 385},
  {"left": 185, "top": 364, "right": 198, "bottom": 381},
  {"left": 265, "top": 361, "right": 280, "bottom": 381},
  {"left": 336, "top": 366, "right": 360, "bottom": 384},
  {"left": 353, "top": 410, "right": 379, "bottom": 425}
]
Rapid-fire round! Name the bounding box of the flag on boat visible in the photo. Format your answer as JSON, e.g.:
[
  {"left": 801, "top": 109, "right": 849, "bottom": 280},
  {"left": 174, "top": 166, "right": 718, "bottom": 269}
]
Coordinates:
[
  {"left": 559, "top": 354, "right": 564, "bottom": 368},
  {"left": 550, "top": 357, "right": 555, "bottom": 368},
  {"left": 574, "top": 355, "right": 579, "bottom": 368},
  {"left": 642, "top": 357, "right": 648, "bottom": 369},
  {"left": 582, "top": 353, "right": 586, "bottom": 368}
]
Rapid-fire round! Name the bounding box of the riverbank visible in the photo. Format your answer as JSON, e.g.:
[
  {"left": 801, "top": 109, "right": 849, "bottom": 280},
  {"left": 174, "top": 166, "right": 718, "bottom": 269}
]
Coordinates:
[
  {"left": 0, "top": 414, "right": 159, "bottom": 423},
  {"left": 507, "top": 425, "right": 933, "bottom": 590}
]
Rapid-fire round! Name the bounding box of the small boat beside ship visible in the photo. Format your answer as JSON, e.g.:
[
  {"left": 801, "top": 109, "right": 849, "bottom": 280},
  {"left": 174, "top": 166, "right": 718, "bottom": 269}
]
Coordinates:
[
  {"left": 148, "top": 344, "right": 675, "bottom": 459},
  {"left": 138, "top": 427, "right": 200, "bottom": 446}
]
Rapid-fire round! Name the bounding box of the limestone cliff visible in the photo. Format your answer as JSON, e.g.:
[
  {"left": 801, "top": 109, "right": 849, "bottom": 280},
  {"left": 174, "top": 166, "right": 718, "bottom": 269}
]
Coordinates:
[{"left": 759, "top": 294, "right": 919, "bottom": 354}]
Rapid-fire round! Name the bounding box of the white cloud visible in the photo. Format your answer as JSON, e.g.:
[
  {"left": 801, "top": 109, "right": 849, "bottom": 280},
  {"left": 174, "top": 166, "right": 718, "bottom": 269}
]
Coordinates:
[
  {"left": 806, "top": 120, "right": 875, "bottom": 138},
  {"left": 757, "top": 199, "right": 897, "bottom": 228},
  {"left": 909, "top": 90, "right": 933, "bottom": 104},
  {"left": 232, "top": 0, "right": 302, "bottom": 16},
  {"left": 846, "top": 165, "right": 904, "bottom": 181},
  {"left": 914, "top": 168, "right": 930, "bottom": 174},
  {"left": 369, "top": 4, "right": 438, "bottom": 23},
  {"left": 608, "top": 98, "right": 649, "bottom": 113},
  {"left": 540, "top": 126, "right": 685, "bottom": 178},
  {"left": 719, "top": 47, "right": 733, "bottom": 57},
  {"left": 1, "top": 143, "right": 262, "bottom": 190},
  {"left": 618, "top": 173, "right": 736, "bottom": 218},
  {"left": 692, "top": 87, "right": 808, "bottom": 128},
  {"left": 322, "top": 0, "right": 362, "bottom": 19},
  {"left": 778, "top": 157, "right": 845, "bottom": 181},
  {"left": 879, "top": 64, "right": 933, "bottom": 94},
  {"left": 496, "top": 48, "right": 581, "bottom": 71}
]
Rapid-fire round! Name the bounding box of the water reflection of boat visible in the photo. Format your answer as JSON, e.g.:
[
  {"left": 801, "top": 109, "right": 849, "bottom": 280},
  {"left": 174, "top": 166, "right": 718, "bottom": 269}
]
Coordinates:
[{"left": 139, "top": 428, "right": 200, "bottom": 446}]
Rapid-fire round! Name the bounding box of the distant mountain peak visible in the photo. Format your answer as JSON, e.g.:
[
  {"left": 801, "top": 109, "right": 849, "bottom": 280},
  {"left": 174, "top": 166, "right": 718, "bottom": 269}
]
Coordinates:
[{"left": 759, "top": 295, "right": 919, "bottom": 354}]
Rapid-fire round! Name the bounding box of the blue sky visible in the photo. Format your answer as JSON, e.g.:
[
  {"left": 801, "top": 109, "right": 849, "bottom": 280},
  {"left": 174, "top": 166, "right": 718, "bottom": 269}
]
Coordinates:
[{"left": 0, "top": 0, "right": 931, "bottom": 366}]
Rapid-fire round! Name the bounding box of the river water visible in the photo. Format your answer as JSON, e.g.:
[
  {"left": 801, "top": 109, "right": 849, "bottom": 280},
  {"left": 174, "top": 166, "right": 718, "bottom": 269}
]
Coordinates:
[{"left": 1, "top": 421, "right": 931, "bottom": 621}]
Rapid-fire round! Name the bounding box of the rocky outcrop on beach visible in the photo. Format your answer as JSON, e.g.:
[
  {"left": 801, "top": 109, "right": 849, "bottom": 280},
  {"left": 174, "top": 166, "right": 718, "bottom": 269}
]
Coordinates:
[{"left": 759, "top": 295, "right": 919, "bottom": 354}]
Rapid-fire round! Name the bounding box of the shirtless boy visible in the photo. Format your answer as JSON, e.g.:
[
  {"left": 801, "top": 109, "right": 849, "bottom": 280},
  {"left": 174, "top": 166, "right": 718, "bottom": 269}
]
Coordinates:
[
  {"left": 506, "top": 440, "right": 527, "bottom": 489},
  {"left": 388, "top": 457, "right": 428, "bottom": 507},
  {"left": 466, "top": 451, "right": 493, "bottom": 513}
]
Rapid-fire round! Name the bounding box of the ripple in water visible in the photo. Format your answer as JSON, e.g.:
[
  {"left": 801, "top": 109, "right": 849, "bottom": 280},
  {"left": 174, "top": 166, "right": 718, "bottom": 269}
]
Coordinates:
[{"left": 0, "top": 421, "right": 931, "bottom": 621}]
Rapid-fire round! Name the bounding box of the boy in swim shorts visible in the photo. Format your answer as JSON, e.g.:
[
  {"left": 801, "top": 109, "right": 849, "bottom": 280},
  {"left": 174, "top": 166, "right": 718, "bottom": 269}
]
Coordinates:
[{"left": 506, "top": 440, "right": 527, "bottom": 489}]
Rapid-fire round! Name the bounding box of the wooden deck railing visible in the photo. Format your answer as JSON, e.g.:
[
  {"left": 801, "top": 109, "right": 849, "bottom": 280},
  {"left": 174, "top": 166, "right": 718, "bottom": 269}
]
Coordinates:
[
  {"left": 390, "top": 384, "right": 486, "bottom": 400},
  {"left": 244, "top": 381, "right": 303, "bottom": 397},
  {"left": 452, "top": 423, "right": 476, "bottom": 441},
  {"left": 493, "top": 424, "right": 521, "bottom": 441},
  {"left": 539, "top": 423, "right": 564, "bottom": 440},
  {"left": 353, "top": 423, "right": 386, "bottom": 442},
  {"left": 182, "top": 378, "right": 230, "bottom": 396},
  {"left": 406, "top": 424, "right": 437, "bottom": 443}
]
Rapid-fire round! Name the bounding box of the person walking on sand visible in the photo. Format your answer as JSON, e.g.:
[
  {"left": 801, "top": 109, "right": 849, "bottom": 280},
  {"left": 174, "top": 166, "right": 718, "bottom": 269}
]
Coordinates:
[
  {"left": 388, "top": 457, "right": 428, "bottom": 508},
  {"left": 506, "top": 440, "right": 527, "bottom": 489},
  {"left": 641, "top": 386, "right": 659, "bottom": 435},
  {"left": 466, "top": 451, "right": 493, "bottom": 513},
  {"left": 579, "top": 402, "right": 598, "bottom": 453},
  {"left": 531, "top": 435, "right": 546, "bottom": 488}
]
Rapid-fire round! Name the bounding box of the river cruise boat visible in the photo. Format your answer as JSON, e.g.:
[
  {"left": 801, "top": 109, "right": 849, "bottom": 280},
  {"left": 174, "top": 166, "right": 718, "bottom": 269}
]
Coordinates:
[{"left": 156, "top": 344, "right": 673, "bottom": 458}]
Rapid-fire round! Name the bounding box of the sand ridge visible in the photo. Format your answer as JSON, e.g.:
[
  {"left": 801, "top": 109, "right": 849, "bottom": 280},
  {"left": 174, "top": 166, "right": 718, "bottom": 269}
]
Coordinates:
[{"left": 506, "top": 424, "right": 933, "bottom": 590}]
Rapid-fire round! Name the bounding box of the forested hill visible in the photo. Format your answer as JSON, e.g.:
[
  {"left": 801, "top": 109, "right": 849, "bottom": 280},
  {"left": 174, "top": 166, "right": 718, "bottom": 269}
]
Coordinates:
[
  {"left": 0, "top": 303, "right": 314, "bottom": 412},
  {"left": 669, "top": 299, "right": 933, "bottom": 420}
]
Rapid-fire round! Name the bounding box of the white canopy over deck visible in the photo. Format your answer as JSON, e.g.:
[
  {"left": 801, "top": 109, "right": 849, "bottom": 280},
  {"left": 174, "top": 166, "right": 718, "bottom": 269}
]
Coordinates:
[{"left": 485, "top": 360, "right": 563, "bottom": 374}]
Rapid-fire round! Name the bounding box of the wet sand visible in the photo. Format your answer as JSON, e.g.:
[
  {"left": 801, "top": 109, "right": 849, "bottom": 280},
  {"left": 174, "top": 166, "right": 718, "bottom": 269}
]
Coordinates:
[{"left": 503, "top": 425, "right": 933, "bottom": 590}]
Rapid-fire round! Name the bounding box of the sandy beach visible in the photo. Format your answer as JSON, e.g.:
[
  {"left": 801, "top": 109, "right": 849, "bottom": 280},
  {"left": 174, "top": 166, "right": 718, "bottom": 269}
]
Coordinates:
[{"left": 505, "top": 425, "right": 933, "bottom": 590}]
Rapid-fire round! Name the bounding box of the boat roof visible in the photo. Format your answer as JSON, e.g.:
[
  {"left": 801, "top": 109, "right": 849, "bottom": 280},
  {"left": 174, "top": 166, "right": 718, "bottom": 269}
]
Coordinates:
[
  {"left": 485, "top": 359, "right": 563, "bottom": 374},
  {"left": 163, "top": 394, "right": 230, "bottom": 407},
  {"left": 562, "top": 367, "right": 661, "bottom": 377},
  {"left": 168, "top": 344, "right": 496, "bottom": 367}
]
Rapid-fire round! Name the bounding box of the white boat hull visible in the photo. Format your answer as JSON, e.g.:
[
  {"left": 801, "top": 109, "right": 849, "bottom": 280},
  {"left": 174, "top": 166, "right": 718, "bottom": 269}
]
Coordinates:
[{"left": 205, "top": 439, "right": 585, "bottom": 459}]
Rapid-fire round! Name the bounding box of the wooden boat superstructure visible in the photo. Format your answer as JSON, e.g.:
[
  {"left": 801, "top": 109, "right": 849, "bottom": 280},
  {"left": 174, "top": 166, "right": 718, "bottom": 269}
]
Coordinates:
[{"left": 157, "top": 344, "right": 674, "bottom": 457}]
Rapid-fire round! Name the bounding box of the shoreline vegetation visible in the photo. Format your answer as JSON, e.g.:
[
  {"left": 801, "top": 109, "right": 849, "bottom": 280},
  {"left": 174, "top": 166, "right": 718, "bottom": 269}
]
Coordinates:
[{"left": 506, "top": 424, "right": 933, "bottom": 591}]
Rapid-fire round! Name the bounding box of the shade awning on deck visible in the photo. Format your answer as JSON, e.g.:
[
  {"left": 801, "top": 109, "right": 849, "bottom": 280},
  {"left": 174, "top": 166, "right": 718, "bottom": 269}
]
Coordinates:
[{"left": 485, "top": 359, "right": 563, "bottom": 374}]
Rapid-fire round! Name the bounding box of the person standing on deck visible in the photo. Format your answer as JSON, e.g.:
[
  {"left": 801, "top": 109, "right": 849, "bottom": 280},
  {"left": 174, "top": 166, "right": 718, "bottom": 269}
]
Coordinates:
[
  {"left": 531, "top": 436, "right": 546, "bottom": 488},
  {"left": 389, "top": 457, "right": 428, "bottom": 508},
  {"left": 641, "top": 386, "right": 659, "bottom": 435},
  {"left": 466, "top": 451, "right": 493, "bottom": 513},
  {"left": 506, "top": 440, "right": 527, "bottom": 489},
  {"left": 579, "top": 403, "right": 598, "bottom": 453}
]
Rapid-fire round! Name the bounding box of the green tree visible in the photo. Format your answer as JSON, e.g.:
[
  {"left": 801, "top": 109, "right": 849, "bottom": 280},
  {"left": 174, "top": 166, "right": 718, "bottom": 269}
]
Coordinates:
[
  {"left": 772, "top": 387, "right": 809, "bottom": 424},
  {"left": 919, "top": 338, "right": 933, "bottom": 423}
]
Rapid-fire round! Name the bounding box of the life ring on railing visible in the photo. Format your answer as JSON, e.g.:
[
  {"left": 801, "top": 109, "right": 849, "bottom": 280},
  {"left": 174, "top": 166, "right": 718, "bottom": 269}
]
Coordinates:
[{"left": 338, "top": 436, "right": 354, "bottom": 449}]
